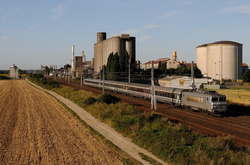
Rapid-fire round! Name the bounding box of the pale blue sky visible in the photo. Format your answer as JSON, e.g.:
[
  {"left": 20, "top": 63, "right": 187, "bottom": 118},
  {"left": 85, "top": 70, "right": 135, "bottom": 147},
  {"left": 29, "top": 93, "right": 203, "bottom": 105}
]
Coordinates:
[{"left": 1, "top": 0, "right": 250, "bottom": 70}]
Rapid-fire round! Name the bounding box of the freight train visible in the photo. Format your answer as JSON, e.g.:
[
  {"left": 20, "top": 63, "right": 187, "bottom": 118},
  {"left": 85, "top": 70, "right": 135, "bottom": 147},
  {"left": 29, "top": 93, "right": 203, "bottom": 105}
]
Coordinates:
[{"left": 84, "top": 78, "right": 227, "bottom": 114}]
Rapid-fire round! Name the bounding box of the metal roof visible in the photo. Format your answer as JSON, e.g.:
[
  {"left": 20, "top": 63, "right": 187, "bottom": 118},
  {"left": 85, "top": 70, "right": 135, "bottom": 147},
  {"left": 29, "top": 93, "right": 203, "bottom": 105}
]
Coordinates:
[{"left": 197, "top": 40, "right": 242, "bottom": 48}]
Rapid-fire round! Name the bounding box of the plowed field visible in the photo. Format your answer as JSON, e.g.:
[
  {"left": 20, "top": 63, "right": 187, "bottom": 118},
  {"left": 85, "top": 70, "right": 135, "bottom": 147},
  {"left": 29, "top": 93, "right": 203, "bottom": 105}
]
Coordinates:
[{"left": 0, "top": 80, "right": 122, "bottom": 164}]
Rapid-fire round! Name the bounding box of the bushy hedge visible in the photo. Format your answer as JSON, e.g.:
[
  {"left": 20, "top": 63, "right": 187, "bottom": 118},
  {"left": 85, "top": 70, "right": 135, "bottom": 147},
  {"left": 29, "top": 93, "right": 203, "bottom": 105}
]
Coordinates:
[
  {"left": 40, "top": 78, "right": 61, "bottom": 88},
  {"left": 28, "top": 74, "right": 61, "bottom": 89},
  {"left": 84, "top": 93, "right": 120, "bottom": 105},
  {"left": 98, "top": 93, "right": 120, "bottom": 104},
  {"left": 83, "top": 97, "right": 97, "bottom": 105}
]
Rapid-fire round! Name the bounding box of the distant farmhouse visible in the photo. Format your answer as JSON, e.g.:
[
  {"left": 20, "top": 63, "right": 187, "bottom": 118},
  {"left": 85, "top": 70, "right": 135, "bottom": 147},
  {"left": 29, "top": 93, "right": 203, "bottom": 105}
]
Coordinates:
[{"left": 142, "top": 51, "right": 185, "bottom": 70}]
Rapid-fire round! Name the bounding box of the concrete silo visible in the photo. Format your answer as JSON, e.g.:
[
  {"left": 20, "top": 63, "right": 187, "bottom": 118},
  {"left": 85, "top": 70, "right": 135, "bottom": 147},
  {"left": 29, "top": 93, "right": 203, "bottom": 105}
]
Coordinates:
[
  {"left": 196, "top": 41, "right": 242, "bottom": 80},
  {"left": 94, "top": 32, "right": 136, "bottom": 74},
  {"left": 196, "top": 44, "right": 208, "bottom": 77}
]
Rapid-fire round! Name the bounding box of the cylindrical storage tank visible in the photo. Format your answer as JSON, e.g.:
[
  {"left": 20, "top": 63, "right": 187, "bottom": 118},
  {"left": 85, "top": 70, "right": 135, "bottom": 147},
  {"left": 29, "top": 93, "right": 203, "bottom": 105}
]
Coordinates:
[
  {"left": 209, "top": 41, "right": 242, "bottom": 80},
  {"left": 197, "top": 41, "right": 242, "bottom": 80},
  {"left": 111, "top": 37, "right": 121, "bottom": 56},
  {"left": 221, "top": 44, "right": 242, "bottom": 80},
  {"left": 94, "top": 43, "right": 103, "bottom": 73},
  {"left": 126, "top": 37, "right": 136, "bottom": 61},
  {"left": 97, "top": 32, "right": 106, "bottom": 43},
  {"left": 102, "top": 37, "right": 120, "bottom": 66},
  {"left": 196, "top": 45, "right": 208, "bottom": 77},
  {"left": 207, "top": 44, "right": 221, "bottom": 79}
]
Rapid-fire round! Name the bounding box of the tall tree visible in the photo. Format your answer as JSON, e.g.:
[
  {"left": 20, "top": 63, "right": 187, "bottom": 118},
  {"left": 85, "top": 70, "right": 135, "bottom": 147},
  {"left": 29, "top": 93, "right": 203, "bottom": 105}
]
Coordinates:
[
  {"left": 194, "top": 66, "right": 203, "bottom": 78},
  {"left": 120, "top": 51, "right": 129, "bottom": 72},
  {"left": 243, "top": 69, "right": 250, "bottom": 82},
  {"left": 106, "top": 52, "right": 120, "bottom": 80},
  {"left": 106, "top": 52, "right": 114, "bottom": 72},
  {"left": 158, "top": 61, "right": 166, "bottom": 72}
]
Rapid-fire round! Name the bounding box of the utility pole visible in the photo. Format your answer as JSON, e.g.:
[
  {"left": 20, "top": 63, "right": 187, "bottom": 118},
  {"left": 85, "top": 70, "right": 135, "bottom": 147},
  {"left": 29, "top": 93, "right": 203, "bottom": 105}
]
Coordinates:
[
  {"left": 128, "top": 54, "right": 131, "bottom": 83},
  {"left": 68, "top": 69, "right": 70, "bottom": 84},
  {"left": 81, "top": 70, "right": 83, "bottom": 88},
  {"left": 102, "top": 65, "right": 105, "bottom": 94},
  {"left": 191, "top": 61, "right": 195, "bottom": 90},
  {"left": 64, "top": 65, "right": 66, "bottom": 81},
  {"left": 151, "top": 61, "right": 157, "bottom": 110}
]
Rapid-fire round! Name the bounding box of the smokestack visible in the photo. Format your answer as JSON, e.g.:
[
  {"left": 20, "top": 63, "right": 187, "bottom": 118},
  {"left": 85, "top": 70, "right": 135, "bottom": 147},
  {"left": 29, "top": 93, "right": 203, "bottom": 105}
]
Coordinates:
[
  {"left": 172, "top": 51, "right": 177, "bottom": 61},
  {"left": 72, "top": 45, "right": 75, "bottom": 70}
]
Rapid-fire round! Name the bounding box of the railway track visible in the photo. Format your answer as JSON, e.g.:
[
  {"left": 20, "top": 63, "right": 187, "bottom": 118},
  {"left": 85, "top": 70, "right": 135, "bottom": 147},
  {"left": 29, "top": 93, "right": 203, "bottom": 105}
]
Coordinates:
[{"left": 55, "top": 78, "right": 250, "bottom": 147}]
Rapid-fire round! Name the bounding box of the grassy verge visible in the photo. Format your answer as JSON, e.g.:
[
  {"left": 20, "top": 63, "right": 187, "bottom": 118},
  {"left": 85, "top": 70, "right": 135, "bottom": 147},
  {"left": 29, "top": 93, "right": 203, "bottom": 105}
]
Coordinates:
[{"left": 30, "top": 78, "right": 250, "bottom": 165}]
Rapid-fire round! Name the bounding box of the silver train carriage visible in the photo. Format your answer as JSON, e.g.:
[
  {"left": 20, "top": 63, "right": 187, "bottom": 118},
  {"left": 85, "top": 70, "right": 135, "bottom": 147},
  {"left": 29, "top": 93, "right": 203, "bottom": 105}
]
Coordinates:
[{"left": 84, "top": 79, "right": 227, "bottom": 114}]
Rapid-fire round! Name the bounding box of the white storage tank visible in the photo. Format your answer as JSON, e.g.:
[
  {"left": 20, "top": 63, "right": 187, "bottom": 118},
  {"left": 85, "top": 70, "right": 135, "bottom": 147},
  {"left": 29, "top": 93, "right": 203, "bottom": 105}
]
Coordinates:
[
  {"left": 196, "top": 41, "right": 242, "bottom": 80},
  {"left": 196, "top": 44, "right": 208, "bottom": 77}
]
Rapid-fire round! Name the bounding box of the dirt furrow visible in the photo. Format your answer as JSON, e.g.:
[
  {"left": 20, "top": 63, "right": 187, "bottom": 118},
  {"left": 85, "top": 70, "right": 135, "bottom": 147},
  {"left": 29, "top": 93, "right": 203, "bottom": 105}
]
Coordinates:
[{"left": 0, "top": 80, "right": 122, "bottom": 164}]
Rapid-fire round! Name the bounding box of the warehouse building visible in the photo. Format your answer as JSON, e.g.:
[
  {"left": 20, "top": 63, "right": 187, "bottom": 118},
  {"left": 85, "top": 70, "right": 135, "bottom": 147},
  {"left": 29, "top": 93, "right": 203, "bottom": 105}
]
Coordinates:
[
  {"left": 94, "top": 32, "right": 136, "bottom": 74},
  {"left": 158, "top": 76, "right": 208, "bottom": 89},
  {"left": 196, "top": 41, "right": 242, "bottom": 80}
]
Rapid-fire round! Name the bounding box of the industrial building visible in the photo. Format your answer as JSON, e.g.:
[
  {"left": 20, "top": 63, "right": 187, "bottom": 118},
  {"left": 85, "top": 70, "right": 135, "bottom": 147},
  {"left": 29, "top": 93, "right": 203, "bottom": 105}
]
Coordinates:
[
  {"left": 71, "top": 45, "right": 93, "bottom": 77},
  {"left": 9, "top": 64, "right": 19, "bottom": 78},
  {"left": 196, "top": 41, "right": 243, "bottom": 80},
  {"left": 94, "top": 32, "right": 136, "bottom": 74},
  {"left": 158, "top": 76, "right": 208, "bottom": 89}
]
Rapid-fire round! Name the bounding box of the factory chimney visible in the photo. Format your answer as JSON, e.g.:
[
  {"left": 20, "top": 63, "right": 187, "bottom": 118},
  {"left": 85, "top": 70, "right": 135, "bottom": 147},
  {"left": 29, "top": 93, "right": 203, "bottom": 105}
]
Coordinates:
[
  {"left": 172, "top": 51, "right": 177, "bottom": 61},
  {"left": 80, "top": 50, "right": 86, "bottom": 62}
]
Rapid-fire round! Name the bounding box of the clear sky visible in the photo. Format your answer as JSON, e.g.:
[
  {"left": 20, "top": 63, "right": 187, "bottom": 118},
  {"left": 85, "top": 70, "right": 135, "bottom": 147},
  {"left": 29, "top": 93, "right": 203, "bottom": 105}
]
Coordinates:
[{"left": 1, "top": 0, "right": 250, "bottom": 70}]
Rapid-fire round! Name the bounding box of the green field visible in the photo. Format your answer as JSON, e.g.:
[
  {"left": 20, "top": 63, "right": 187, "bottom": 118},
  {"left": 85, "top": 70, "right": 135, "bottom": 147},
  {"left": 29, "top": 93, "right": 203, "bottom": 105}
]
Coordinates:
[
  {"left": 0, "top": 74, "right": 9, "bottom": 77},
  {"left": 215, "top": 88, "right": 250, "bottom": 106},
  {"left": 0, "top": 74, "right": 27, "bottom": 78}
]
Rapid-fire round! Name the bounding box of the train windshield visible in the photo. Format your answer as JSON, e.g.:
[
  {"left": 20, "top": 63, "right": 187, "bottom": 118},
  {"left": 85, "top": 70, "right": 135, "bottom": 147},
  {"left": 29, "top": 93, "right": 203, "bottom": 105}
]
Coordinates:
[
  {"left": 219, "top": 97, "right": 226, "bottom": 101},
  {"left": 212, "top": 97, "right": 226, "bottom": 102},
  {"left": 212, "top": 97, "right": 218, "bottom": 101}
]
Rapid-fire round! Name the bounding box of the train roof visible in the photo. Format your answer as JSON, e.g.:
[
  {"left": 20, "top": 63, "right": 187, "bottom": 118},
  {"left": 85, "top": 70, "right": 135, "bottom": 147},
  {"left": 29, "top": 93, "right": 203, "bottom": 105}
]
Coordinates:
[
  {"left": 85, "top": 78, "right": 151, "bottom": 89},
  {"left": 154, "top": 85, "right": 189, "bottom": 94},
  {"left": 85, "top": 79, "right": 196, "bottom": 94},
  {"left": 183, "top": 90, "right": 226, "bottom": 97}
]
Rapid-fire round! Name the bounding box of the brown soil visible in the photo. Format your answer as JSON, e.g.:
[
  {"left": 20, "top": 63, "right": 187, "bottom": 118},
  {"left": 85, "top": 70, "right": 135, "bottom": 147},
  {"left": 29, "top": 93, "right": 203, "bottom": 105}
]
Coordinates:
[{"left": 0, "top": 80, "right": 122, "bottom": 164}]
